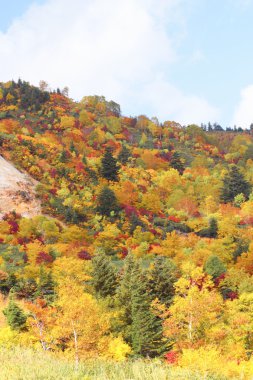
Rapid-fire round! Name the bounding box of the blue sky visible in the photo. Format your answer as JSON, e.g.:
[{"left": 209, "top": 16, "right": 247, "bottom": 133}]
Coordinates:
[
  {"left": 0, "top": 1, "right": 46, "bottom": 31},
  {"left": 171, "top": 0, "right": 253, "bottom": 128},
  {"left": 0, "top": 0, "right": 253, "bottom": 127}
]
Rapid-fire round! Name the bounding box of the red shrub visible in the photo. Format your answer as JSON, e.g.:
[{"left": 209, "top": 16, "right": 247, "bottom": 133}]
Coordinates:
[
  {"left": 78, "top": 250, "right": 91, "bottom": 260},
  {"left": 36, "top": 251, "right": 54, "bottom": 264},
  {"left": 165, "top": 351, "right": 178, "bottom": 364}
]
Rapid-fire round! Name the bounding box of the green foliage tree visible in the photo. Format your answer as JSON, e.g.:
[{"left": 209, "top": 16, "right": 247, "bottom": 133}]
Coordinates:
[
  {"left": 234, "top": 193, "right": 246, "bottom": 207},
  {"left": 233, "top": 239, "right": 249, "bottom": 262},
  {"left": 204, "top": 255, "right": 226, "bottom": 279},
  {"left": 70, "top": 141, "right": 78, "bottom": 155},
  {"left": 86, "top": 166, "right": 98, "bottom": 184},
  {"left": 59, "top": 149, "right": 69, "bottom": 163},
  {"left": 35, "top": 268, "right": 55, "bottom": 303},
  {"left": 117, "top": 255, "right": 166, "bottom": 357},
  {"left": 197, "top": 218, "right": 218, "bottom": 238},
  {"left": 92, "top": 252, "right": 118, "bottom": 298},
  {"left": 13, "top": 278, "right": 37, "bottom": 300},
  {"left": 148, "top": 256, "right": 177, "bottom": 307},
  {"left": 116, "top": 254, "right": 136, "bottom": 340},
  {"left": 101, "top": 147, "right": 119, "bottom": 181},
  {"left": 244, "top": 144, "right": 253, "bottom": 161},
  {"left": 118, "top": 145, "right": 131, "bottom": 165},
  {"left": 129, "top": 213, "right": 145, "bottom": 235},
  {"left": 82, "top": 155, "right": 87, "bottom": 165},
  {"left": 97, "top": 187, "right": 120, "bottom": 217},
  {"left": 3, "top": 300, "right": 27, "bottom": 331},
  {"left": 208, "top": 218, "right": 218, "bottom": 238},
  {"left": 204, "top": 255, "right": 227, "bottom": 279},
  {"left": 0, "top": 273, "right": 17, "bottom": 295},
  {"left": 170, "top": 152, "right": 185, "bottom": 174},
  {"left": 220, "top": 166, "right": 251, "bottom": 203},
  {"left": 131, "top": 270, "right": 166, "bottom": 357}
]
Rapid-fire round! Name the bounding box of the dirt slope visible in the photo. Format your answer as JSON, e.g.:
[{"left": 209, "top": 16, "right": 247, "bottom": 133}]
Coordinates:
[{"left": 0, "top": 156, "right": 41, "bottom": 218}]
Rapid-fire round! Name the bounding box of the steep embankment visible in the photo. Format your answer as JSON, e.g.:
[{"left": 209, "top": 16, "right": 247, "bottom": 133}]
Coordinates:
[{"left": 0, "top": 156, "right": 41, "bottom": 218}]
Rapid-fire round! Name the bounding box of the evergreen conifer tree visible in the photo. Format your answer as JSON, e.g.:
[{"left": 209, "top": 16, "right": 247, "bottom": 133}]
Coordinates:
[
  {"left": 118, "top": 145, "right": 131, "bottom": 165},
  {"left": 97, "top": 186, "right": 120, "bottom": 217},
  {"left": 170, "top": 152, "right": 185, "bottom": 174},
  {"left": 220, "top": 165, "right": 251, "bottom": 203},
  {"left": 101, "top": 147, "right": 119, "bottom": 181},
  {"left": 129, "top": 213, "right": 144, "bottom": 235},
  {"left": 208, "top": 218, "right": 218, "bottom": 238},
  {"left": 148, "top": 256, "right": 177, "bottom": 307},
  {"left": 59, "top": 149, "right": 68, "bottom": 163},
  {"left": 117, "top": 255, "right": 167, "bottom": 357},
  {"left": 35, "top": 268, "right": 55, "bottom": 302},
  {"left": 233, "top": 238, "right": 249, "bottom": 262},
  {"left": 3, "top": 299, "right": 27, "bottom": 331},
  {"left": 131, "top": 269, "right": 166, "bottom": 357},
  {"left": 92, "top": 252, "right": 118, "bottom": 298},
  {"left": 70, "top": 141, "right": 78, "bottom": 155},
  {"left": 82, "top": 155, "right": 87, "bottom": 165},
  {"left": 14, "top": 277, "right": 37, "bottom": 300},
  {"left": 197, "top": 218, "right": 218, "bottom": 238},
  {"left": 0, "top": 273, "right": 17, "bottom": 295},
  {"left": 116, "top": 254, "right": 137, "bottom": 340}
]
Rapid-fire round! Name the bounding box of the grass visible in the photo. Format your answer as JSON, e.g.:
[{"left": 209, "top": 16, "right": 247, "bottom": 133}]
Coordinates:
[{"left": 0, "top": 346, "right": 230, "bottom": 380}]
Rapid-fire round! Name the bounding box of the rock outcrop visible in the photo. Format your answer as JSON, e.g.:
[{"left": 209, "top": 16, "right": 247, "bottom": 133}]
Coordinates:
[{"left": 0, "top": 156, "right": 41, "bottom": 218}]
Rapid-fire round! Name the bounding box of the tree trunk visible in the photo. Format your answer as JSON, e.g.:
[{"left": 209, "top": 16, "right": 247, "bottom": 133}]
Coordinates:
[
  {"left": 188, "top": 296, "right": 193, "bottom": 343},
  {"left": 32, "top": 314, "right": 47, "bottom": 351},
  {"left": 72, "top": 321, "right": 79, "bottom": 371}
]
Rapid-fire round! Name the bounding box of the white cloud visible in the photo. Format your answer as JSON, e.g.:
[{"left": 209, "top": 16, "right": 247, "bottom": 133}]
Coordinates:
[
  {"left": 0, "top": 0, "right": 219, "bottom": 124},
  {"left": 232, "top": 85, "right": 253, "bottom": 128},
  {"left": 137, "top": 76, "right": 219, "bottom": 125}
]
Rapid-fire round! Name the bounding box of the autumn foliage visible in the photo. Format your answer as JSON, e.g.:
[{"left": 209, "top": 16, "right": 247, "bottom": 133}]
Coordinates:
[{"left": 0, "top": 80, "right": 253, "bottom": 377}]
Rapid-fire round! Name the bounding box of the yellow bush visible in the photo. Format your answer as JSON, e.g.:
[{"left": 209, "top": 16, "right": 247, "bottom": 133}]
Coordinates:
[
  {"left": 179, "top": 346, "right": 253, "bottom": 379},
  {"left": 0, "top": 327, "right": 18, "bottom": 348},
  {"left": 97, "top": 335, "right": 131, "bottom": 361}
]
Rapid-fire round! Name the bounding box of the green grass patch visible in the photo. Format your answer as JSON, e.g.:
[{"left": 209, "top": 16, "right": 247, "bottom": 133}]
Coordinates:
[{"left": 0, "top": 347, "right": 229, "bottom": 380}]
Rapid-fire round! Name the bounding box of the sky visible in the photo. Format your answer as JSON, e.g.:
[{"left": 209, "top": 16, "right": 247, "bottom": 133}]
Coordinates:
[{"left": 0, "top": 0, "right": 253, "bottom": 128}]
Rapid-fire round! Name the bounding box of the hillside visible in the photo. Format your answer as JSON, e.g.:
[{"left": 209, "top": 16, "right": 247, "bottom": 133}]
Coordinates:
[{"left": 0, "top": 79, "right": 253, "bottom": 379}]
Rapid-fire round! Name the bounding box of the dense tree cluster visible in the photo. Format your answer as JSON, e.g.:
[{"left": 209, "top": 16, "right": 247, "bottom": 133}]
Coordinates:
[
  {"left": 0, "top": 80, "right": 253, "bottom": 376},
  {"left": 0, "top": 80, "right": 50, "bottom": 111}
]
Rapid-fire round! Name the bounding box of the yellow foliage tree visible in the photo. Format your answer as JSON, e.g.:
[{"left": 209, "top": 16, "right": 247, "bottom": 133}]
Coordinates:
[
  {"left": 163, "top": 266, "right": 224, "bottom": 349},
  {"left": 53, "top": 281, "right": 110, "bottom": 366}
]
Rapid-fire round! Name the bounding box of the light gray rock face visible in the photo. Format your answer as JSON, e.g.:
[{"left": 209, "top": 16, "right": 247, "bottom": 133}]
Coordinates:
[{"left": 0, "top": 156, "right": 41, "bottom": 218}]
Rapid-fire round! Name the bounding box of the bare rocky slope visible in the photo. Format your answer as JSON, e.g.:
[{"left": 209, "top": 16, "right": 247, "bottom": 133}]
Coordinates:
[{"left": 0, "top": 156, "right": 41, "bottom": 218}]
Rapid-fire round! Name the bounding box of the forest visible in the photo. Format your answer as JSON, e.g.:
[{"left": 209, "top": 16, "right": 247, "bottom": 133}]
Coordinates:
[{"left": 0, "top": 79, "right": 253, "bottom": 379}]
